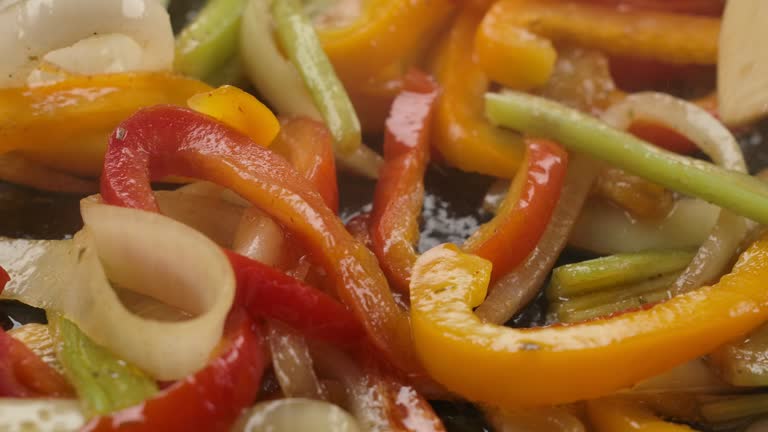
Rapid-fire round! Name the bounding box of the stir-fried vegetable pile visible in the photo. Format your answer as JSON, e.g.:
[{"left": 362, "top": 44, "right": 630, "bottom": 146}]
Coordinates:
[{"left": 6, "top": 0, "right": 768, "bottom": 430}]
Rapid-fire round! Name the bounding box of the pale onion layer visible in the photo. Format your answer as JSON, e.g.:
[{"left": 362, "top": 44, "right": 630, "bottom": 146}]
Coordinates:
[
  {"left": 0, "top": 200, "right": 235, "bottom": 381},
  {"left": 233, "top": 398, "right": 361, "bottom": 432}
]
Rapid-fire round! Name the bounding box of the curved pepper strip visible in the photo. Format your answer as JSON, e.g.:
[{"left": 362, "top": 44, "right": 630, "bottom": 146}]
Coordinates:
[
  {"left": 463, "top": 139, "right": 567, "bottom": 280},
  {"left": 0, "top": 329, "right": 73, "bottom": 398},
  {"left": 585, "top": 0, "right": 725, "bottom": 16},
  {"left": 82, "top": 308, "right": 266, "bottom": 432},
  {"left": 411, "top": 240, "right": 768, "bottom": 407},
  {"left": 270, "top": 117, "right": 339, "bottom": 213},
  {"left": 430, "top": 9, "right": 525, "bottom": 178},
  {"left": 225, "top": 251, "right": 362, "bottom": 346},
  {"left": 100, "top": 105, "right": 418, "bottom": 374},
  {"left": 587, "top": 399, "right": 696, "bottom": 432},
  {"left": 0, "top": 73, "right": 211, "bottom": 177},
  {"left": 316, "top": 0, "right": 455, "bottom": 85},
  {"left": 475, "top": 0, "right": 720, "bottom": 90},
  {"left": 369, "top": 69, "right": 439, "bottom": 293}
]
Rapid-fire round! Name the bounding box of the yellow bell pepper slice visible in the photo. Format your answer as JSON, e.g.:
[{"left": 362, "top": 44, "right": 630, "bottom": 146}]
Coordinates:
[
  {"left": 476, "top": 0, "right": 720, "bottom": 90},
  {"left": 430, "top": 10, "right": 524, "bottom": 178},
  {"left": 316, "top": 0, "right": 455, "bottom": 85},
  {"left": 410, "top": 238, "right": 768, "bottom": 407},
  {"left": 587, "top": 399, "right": 698, "bottom": 432},
  {"left": 0, "top": 73, "right": 211, "bottom": 177},
  {"left": 187, "top": 85, "right": 280, "bottom": 146}
]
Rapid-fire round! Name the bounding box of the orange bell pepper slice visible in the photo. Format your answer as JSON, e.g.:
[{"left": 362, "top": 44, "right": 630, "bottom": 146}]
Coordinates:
[
  {"left": 187, "top": 85, "right": 280, "bottom": 146},
  {"left": 475, "top": 0, "right": 720, "bottom": 90},
  {"left": 411, "top": 236, "right": 768, "bottom": 407},
  {"left": 430, "top": 9, "right": 525, "bottom": 178},
  {"left": 583, "top": 0, "right": 725, "bottom": 16},
  {"left": 463, "top": 139, "right": 567, "bottom": 280},
  {"left": 370, "top": 69, "right": 439, "bottom": 294},
  {"left": 317, "top": 0, "right": 455, "bottom": 85},
  {"left": 0, "top": 72, "right": 211, "bottom": 177},
  {"left": 587, "top": 399, "right": 697, "bottom": 432}
]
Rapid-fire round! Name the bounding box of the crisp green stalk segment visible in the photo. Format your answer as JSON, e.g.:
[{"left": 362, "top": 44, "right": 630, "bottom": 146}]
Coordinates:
[
  {"left": 271, "top": 0, "right": 361, "bottom": 154},
  {"left": 203, "top": 55, "right": 247, "bottom": 88},
  {"left": 553, "top": 273, "right": 678, "bottom": 323},
  {"left": 548, "top": 250, "right": 694, "bottom": 299},
  {"left": 700, "top": 394, "right": 768, "bottom": 424},
  {"left": 49, "top": 314, "right": 158, "bottom": 418},
  {"left": 174, "top": 0, "right": 247, "bottom": 81},
  {"left": 484, "top": 92, "right": 768, "bottom": 225}
]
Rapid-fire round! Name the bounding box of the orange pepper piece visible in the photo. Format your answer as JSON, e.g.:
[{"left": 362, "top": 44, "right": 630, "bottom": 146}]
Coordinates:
[
  {"left": 475, "top": 0, "right": 720, "bottom": 90},
  {"left": 430, "top": 9, "right": 525, "bottom": 178},
  {"left": 587, "top": 399, "right": 697, "bottom": 432}
]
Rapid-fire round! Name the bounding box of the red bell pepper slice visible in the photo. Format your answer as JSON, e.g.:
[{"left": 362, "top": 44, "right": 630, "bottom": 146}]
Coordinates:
[
  {"left": 463, "top": 139, "right": 568, "bottom": 280},
  {"left": 101, "top": 106, "right": 418, "bottom": 373},
  {"left": 271, "top": 117, "right": 339, "bottom": 213},
  {"left": 82, "top": 308, "right": 266, "bottom": 432},
  {"left": 581, "top": 0, "right": 724, "bottom": 15},
  {"left": 0, "top": 329, "right": 73, "bottom": 398},
  {"left": 0, "top": 266, "right": 8, "bottom": 294},
  {"left": 370, "top": 69, "right": 440, "bottom": 293},
  {"left": 225, "top": 250, "right": 363, "bottom": 346}
]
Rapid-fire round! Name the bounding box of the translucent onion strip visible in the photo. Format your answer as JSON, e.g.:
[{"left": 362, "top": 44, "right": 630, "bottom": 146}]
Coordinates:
[
  {"left": 239, "top": 0, "right": 382, "bottom": 178},
  {"left": 0, "top": 0, "right": 173, "bottom": 86},
  {"left": 485, "top": 406, "right": 586, "bottom": 432},
  {"left": 602, "top": 92, "right": 749, "bottom": 295},
  {"left": 570, "top": 198, "right": 719, "bottom": 254},
  {"left": 475, "top": 154, "right": 598, "bottom": 324},
  {"left": 0, "top": 201, "right": 235, "bottom": 380},
  {"left": 233, "top": 398, "right": 361, "bottom": 432},
  {"left": 267, "top": 320, "right": 325, "bottom": 400}
]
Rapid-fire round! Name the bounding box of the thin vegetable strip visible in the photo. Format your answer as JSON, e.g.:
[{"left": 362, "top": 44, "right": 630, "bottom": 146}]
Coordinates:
[
  {"left": 463, "top": 139, "right": 567, "bottom": 281},
  {"left": 272, "top": 0, "right": 361, "bottom": 154},
  {"left": 475, "top": 154, "right": 598, "bottom": 324},
  {"left": 485, "top": 92, "right": 768, "bottom": 225},
  {"left": 100, "top": 105, "right": 419, "bottom": 373},
  {"left": 370, "top": 69, "right": 439, "bottom": 293}
]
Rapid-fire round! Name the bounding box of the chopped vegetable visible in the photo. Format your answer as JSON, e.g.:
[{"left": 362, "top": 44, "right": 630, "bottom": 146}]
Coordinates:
[
  {"left": 174, "top": 0, "right": 247, "bottom": 81},
  {"left": 1, "top": 202, "right": 236, "bottom": 381},
  {"left": 548, "top": 250, "right": 695, "bottom": 300},
  {"left": 49, "top": 314, "right": 158, "bottom": 418},
  {"left": 187, "top": 85, "right": 281, "bottom": 146},
  {"left": 370, "top": 69, "right": 439, "bottom": 293},
  {"left": 700, "top": 394, "right": 768, "bottom": 424},
  {"left": 411, "top": 237, "right": 768, "bottom": 406},
  {"left": 475, "top": 0, "right": 719, "bottom": 90},
  {"left": 0, "top": 72, "right": 210, "bottom": 176},
  {"left": 587, "top": 398, "right": 696, "bottom": 431},
  {"left": 717, "top": 0, "right": 768, "bottom": 126},
  {"left": 233, "top": 398, "right": 361, "bottom": 432},
  {"left": 1, "top": 326, "right": 72, "bottom": 398},
  {"left": 710, "top": 322, "right": 768, "bottom": 387},
  {"left": 430, "top": 9, "right": 524, "bottom": 178},
  {"left": 464, "top": 138, "right": 567, "bottom": 281},
  {"left": 475, "top": 153, "right": 598, "bottom": 324},
  {"left": 82, "top": 308, "right": 267, "bottom": 432},
  {"left": 0, "top": 399, "right": 85, "bottom": 431},
  {"left": 271, "top": 0, "right": 361, "bottom": 155},
  {"left": 485, "top": 91, "right": 768, "bottom": 224},
  {"left": 100, "top": 105, "right": 418, "bottom": 373}
]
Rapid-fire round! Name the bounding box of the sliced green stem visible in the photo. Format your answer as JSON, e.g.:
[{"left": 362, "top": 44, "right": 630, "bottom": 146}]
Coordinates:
[
  {"left": 485, "top": 91, "right": 768, "bottom": 225},
  {"left": 556, "top": 284, "right": 673, "bottom": 324},
  {"left": 272, "top": 0, "right": 361, "bottom": 154},
  {"left": 49, "top": 314, "right": 158, "bottom": 418},
  {"left": 175, "top": 0, "right": 247, "bottom": 81},
  {"left": 700, "top": 394, "right": 768, "bottom": 424},
  {"left": 548, "top": 250, "right": 695, "bottom": 299}
]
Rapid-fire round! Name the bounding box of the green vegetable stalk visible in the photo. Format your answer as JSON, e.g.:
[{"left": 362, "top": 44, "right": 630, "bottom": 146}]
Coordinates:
[
  {"left": 700, "top": 394, "right": 768, "bottom": 424},
  {"left": 174, "top": 0, "right": 247, "bottom": 81},
  {"left": 271, "top": 0, "right": 362, "bottom": 154},
  {"left": 49, "top": 314, "right": 158, "bottom": 418},
  {"left": 484, "top": 91, "right": 768, "bottom": 225}
]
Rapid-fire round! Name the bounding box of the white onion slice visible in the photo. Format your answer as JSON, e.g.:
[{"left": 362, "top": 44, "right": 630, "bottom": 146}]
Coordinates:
[
  {"left": 0, "top": 398, "right": 85, "bottom": 431},
  {"left": 602, "top": 92, "right": 749, "bottom": 294},
  {"left": 1, "top": 201, "right": 235, "bottom": 380},
  {"left": 233, "top": 398, "right": 361, "bottom": 432},
  {"left": 0, "top": 0, "right": 173, "bottom": 87},
  {"left": 570, "top": 198, "right": 719, "bottom": 254},
  {"left": 485, "top": 406, "right": 585, "bottom": 432},
  {"left": 155, "top": 189, "right": 246, "bottom": 248},
  {"left": 267, "top": 320, "right": 325, "bottom": 400}
]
